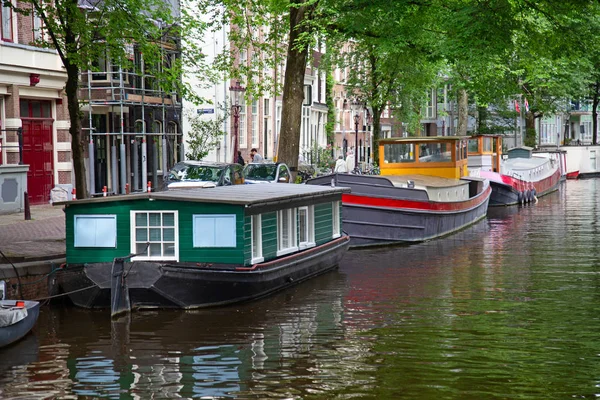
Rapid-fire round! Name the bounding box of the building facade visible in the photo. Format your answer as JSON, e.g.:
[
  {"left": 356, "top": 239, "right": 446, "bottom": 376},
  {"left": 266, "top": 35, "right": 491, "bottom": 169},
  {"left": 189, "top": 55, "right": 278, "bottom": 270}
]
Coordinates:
[{"left": 0, "top": 1, "right": 70, "bottom": 208}]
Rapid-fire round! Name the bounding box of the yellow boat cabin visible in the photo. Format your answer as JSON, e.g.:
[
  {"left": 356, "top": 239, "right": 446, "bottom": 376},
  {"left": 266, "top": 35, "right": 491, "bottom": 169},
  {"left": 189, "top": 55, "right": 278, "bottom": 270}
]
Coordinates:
[
  {"left": 467, "top": 134, "right": 503, "bottom": 173},
  {"left": 379, "top": 136, "right": 470, "bottom": 179}
]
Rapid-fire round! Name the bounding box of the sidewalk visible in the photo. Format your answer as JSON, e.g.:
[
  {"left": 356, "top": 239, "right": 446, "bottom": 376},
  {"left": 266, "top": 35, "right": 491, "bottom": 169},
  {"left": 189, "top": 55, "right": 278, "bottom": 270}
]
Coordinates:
[{"left": 0, "top": 204, "right": 66, "bottom": 263}]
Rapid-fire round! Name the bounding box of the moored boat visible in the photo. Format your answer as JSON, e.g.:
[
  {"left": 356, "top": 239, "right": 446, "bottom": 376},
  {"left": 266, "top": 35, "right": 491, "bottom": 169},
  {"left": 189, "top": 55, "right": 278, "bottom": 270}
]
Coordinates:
[
  {"left": 307, "top": 136, "right": 491, "bottom": 247},
  {"left": 54, "top": 184, "right": 349, "bottom": 313},
  {"left": 0, "top": 300, "right": 40, "bottom": 348},
  {"left": 566, "top": 170, "right": 580, "bottom": 180},
  {"left": 467, "top": 135, "right": 561, "bottom": 206}
]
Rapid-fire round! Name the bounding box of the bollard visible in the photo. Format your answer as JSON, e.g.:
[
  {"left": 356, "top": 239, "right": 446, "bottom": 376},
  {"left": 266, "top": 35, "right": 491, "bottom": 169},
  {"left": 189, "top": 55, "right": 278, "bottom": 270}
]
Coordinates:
[
  {"left": 103, "top": 186, "right": 107, "bottom": 197},
  {"left": 72, "top": 188, "right": 76, "bottom": 200},
  {"left": 125, "top": 183, "right": 130, "bottom": 195},
  {"left": 24, "top": 192, "right": 31, "bottom": 220},
  {"left": 147, "top": 181, "right": 151, "bottom": 193}
]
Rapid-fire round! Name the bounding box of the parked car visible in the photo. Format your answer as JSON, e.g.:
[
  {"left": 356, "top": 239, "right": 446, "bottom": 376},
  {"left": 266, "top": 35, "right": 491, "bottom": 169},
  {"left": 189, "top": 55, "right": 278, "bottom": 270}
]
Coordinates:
[
  {"left": 164, "top": 161, "right": 244, "bottom": 189},
  {"left": 243, "top": 162, "right": 291, "bottom": 184}
]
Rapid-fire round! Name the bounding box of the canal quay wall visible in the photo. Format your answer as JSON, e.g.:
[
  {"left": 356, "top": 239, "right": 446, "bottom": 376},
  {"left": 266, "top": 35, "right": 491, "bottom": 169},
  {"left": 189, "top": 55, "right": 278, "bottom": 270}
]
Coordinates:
[{"left": 0, "top": 204, "right": 65, "bottom": 300}]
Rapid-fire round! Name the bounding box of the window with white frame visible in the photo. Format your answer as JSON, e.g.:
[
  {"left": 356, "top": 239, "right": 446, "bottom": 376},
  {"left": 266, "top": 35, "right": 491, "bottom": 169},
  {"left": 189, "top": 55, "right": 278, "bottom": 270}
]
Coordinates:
[
  {"left": 298, "top": 206, "right": 315, "bottom": 249},
  {"left": 74, "top": 215, "right": 117, "bottom": 248},
  {"left": 1, "top": 1, "right": 13, "bottom": 42},
  {"left": 424, "top": 88, "right": 435, "bottom": 119},
  {"left": 332, "top": 201, "right": 341, "bottom": 238},
  {"left": 251, "top": 100, "right": 258, "bottom": 146},
  {"left": 193, "top": 214, "right": 236, "bottom": 248},
  {"left": 239, "top": 99, "right": 247, "bottom": 147},
  {"left": 276, "top": 102, "right": 282, "bottom": 137},
  {"left": 131, "top": 211, "right": 178, "bottom": 260},
  {"left": 541, "top": 116, "right": 556, "bottom": 145},
  {"left": 251, "top": 214, "right": 263, "bottom": 262},
  {"left": 32, "top": 10, "right": 45, "bottom": 41},
  {"left": 263, "top": 99, "right": 270, "bottom": 115},
  {"left": 277, "top": 208, "right": 297, "bottom": 255},
  {"left": 240, "top": 49, "right": 247, "bottom": 66}
]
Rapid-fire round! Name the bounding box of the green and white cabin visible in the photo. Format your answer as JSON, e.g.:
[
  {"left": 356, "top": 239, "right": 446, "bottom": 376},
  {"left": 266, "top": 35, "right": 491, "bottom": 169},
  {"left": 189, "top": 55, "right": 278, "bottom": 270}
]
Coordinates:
[{"left": 56, "top": 184, "right": 350, "bottom": 310}]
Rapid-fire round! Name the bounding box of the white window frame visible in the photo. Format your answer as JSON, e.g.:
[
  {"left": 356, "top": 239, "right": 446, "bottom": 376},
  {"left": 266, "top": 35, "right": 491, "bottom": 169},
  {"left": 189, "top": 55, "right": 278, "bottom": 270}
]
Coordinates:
[
  {"left": 74, "top": 215, "right": 117, "bottom": 248},
  {"left": 1, "top": 1, "right": 13, "bottom": 42},
  {"left": 251, "top": 100, "right": 258, "bottom": 147},
  {"left": 332, "top": 201, "right": 341, "bottom": 238},
  {"left": 239, "top": 100, "right": 247, "bottom": 148},
  {"left": 277, "top": 208, "right": 298, "bottom": 256},
  {"left": 193, "top": 214, "right": 237, "bottom": 248},
  {"left": 298, "top": 206, "right": 315, "bottom": 249},
  {"left": 251, "top": 214, "right": 263, "bottom": 263},
  {"left": 130, "top": 210, "right": 179, "bottom": 261}
]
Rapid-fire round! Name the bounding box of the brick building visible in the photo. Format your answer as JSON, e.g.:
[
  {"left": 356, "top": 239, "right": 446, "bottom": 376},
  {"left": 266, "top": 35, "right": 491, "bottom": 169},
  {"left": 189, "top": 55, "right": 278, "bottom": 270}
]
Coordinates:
[{"left": 0, "top": 1, "right": 71, "bottom": 209}]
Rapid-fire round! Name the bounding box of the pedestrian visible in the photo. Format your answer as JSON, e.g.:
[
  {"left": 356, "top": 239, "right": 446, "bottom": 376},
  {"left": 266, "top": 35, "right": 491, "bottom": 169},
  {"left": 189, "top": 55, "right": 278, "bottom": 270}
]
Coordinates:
[
  {"left": 345, "top": 150, "right": 355, "bottom": 172},
  {"left": 236, "top": 150, "right": 245, "bottom": 166},
  {"left": 334, "top": 155, "right": 348, "bottom": 173},
  {"left": 250, "top": 148, "right": 263, "bottom": 163}
]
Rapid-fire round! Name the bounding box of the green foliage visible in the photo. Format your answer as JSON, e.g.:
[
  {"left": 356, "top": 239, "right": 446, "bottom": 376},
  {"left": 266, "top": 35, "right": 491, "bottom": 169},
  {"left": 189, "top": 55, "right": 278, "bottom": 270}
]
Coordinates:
[
  {"left": 325, "top": 70, "right": 336, "bottom": 144},
  {"left": 184, "top": 106, "right": 228, "bottom": 160},
  {"left": 308, "top": 143, "right": 335, "bottom": 171}
]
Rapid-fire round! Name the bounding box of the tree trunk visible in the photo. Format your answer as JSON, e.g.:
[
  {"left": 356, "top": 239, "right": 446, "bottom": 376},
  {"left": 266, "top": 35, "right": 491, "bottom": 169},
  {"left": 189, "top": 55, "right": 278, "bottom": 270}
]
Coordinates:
[
  {"left": 524, "top": 111, "right": 537, "bottom": 148},
  {"left": 277, "top": 1, "right": 317, "bottom": 180},
  {"left": 456, "top": 89, "right": 468, "bottom": 136},
  {"left": 65, "top": 61, "right": 87, "bottom": 199},
  {"left": 372, "top": 106, "right": 382, "bottom": 166}
]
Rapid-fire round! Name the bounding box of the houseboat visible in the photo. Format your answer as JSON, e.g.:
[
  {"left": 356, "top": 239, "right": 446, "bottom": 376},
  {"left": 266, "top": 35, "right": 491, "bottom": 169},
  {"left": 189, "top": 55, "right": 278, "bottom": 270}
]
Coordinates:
[
  {"left": 55, "top": 184, "right": 349, "bottom": 313},
  {"left": 307, "top": 136, "right": 491, "bottom": 247},
  {"left": 467, "top": 135, "right": 561, "bottom": 206}
]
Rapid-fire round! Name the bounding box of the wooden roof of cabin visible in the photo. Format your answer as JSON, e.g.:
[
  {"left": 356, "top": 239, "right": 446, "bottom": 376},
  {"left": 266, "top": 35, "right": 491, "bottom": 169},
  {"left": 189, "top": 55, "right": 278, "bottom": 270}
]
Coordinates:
[
  {"left": 379, "top": 136, "right": 470, "bottom": 144},
  {"left": 54, "top": 184, "right": 350, "bottom": 207}
]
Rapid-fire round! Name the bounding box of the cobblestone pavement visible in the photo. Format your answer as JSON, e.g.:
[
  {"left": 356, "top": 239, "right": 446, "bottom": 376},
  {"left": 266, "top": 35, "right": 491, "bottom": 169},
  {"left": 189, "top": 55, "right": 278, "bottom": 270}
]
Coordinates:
[{"left": 0, "top": 204, "right": 66, "bottom": 262}]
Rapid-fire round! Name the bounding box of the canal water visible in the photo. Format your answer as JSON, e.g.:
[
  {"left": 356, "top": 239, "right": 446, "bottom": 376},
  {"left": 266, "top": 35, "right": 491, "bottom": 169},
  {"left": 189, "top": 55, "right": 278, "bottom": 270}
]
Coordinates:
[{"left": 1, "top": 179, "right": 599, "bottom": 399}]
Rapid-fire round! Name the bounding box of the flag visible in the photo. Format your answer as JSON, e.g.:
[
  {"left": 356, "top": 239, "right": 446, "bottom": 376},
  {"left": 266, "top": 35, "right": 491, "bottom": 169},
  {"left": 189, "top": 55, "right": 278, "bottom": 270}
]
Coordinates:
[
  {"left": 524, "top": 98, "right": 529, "bottom": 112},
  {"left": 515, "top": 100, "right": 520, "bottom": 113}
]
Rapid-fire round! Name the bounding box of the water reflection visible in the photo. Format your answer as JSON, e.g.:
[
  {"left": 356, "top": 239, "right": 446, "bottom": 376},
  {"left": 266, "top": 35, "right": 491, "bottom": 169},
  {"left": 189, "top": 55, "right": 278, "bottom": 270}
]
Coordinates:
[{"left": 2, "top": 180, "right": 600, "bottom": 399}]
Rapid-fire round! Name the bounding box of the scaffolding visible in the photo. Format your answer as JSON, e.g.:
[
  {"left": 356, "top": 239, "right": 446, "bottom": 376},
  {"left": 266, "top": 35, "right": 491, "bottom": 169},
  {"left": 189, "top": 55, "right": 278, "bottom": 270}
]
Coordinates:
[{"left": 80, "top": 42, "right": 184, "bottom": 195}]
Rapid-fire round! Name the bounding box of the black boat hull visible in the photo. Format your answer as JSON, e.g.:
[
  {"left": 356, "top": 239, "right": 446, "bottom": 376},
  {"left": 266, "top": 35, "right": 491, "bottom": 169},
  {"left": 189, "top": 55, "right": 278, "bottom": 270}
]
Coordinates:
[{"left": 58, "top": 236, "right": 350, "bottom": 309}]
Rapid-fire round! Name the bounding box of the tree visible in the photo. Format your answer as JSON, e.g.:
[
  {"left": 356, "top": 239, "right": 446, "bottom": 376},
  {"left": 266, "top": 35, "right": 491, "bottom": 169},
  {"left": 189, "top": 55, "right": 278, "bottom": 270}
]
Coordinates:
[
  {"left": 184, "top": 107, "right": 228, "bottom": 160},
  {"left": 9, "top": 0, "right": 204, "bottom": 198}
]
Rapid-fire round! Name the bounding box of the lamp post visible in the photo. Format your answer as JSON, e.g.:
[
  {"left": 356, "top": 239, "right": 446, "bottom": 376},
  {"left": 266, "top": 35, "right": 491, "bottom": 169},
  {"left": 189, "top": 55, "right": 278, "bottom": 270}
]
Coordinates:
[
  {"left": 229, "top": 81, "right": 245, "bottom": 163},
  {"left": 352, "top": 99, "right": 361, "bottom": 171},
  {"left": 366, "top": 109, "right": 372, "bottom": 164}
]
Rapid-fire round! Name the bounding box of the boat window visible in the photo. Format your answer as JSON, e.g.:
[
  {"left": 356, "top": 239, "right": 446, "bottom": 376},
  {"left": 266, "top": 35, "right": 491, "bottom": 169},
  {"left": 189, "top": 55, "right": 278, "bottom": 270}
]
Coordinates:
[
  {"left": 483, "top": 137, "right": 493, "bottom": 152},
  {"left": 468, "top": 139, "right": 479, "bottom": 154},
  {"left": 298, "top": 206, "right": 315, "bottom": 249},
  {"left": 74, "top": 215, "right": 117, "bottom": 248},
  {"left": 462, "top": 141, "right": 468, "bottom": 160},
  {"left": 332, "top": 201, "right": 341, "bottom": 238},
  {"left": 419, "top": 143, "right": 451, "bottom": 163},
  {"left": 384, "top": 143, "right": 414, "bottom": 163},
  {"left": 131, "top": 211, "right": 178, "bottom": 260},
  {"left": 251, "top": 214, "right": 263, "bottom": 262},
  {"left": 192, "top": 214, "right": 236, "bottom": 248},
  {"left": 277, "top": 208, "right": 298, "bottom": 256}
]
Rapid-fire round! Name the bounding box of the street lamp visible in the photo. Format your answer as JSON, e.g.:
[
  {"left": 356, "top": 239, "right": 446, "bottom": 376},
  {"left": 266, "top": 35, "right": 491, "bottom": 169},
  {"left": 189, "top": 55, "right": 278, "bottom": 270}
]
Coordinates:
[
  {"left": 351, "top": 99, "right": 361, "bottom": 171},
  {"left": 229, "top": 81, "right": 246, "bottom": 163}
]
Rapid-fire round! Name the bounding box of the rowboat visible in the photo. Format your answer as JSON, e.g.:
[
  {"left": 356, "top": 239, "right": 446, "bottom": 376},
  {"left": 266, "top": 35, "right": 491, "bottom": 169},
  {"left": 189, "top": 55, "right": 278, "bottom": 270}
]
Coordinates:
[{"left": 0, "top": 300, "right": 40, "bottom": 348}]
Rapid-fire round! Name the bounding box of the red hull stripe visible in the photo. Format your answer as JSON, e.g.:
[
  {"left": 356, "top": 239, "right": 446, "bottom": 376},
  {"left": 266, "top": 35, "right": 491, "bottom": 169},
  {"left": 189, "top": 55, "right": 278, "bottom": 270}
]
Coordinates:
[
  {"left": 342, "top": 185, "right": 491, "bottom": 212},
  {"left": 501, "top": 169, "right": 561, "bottom": 194}
]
